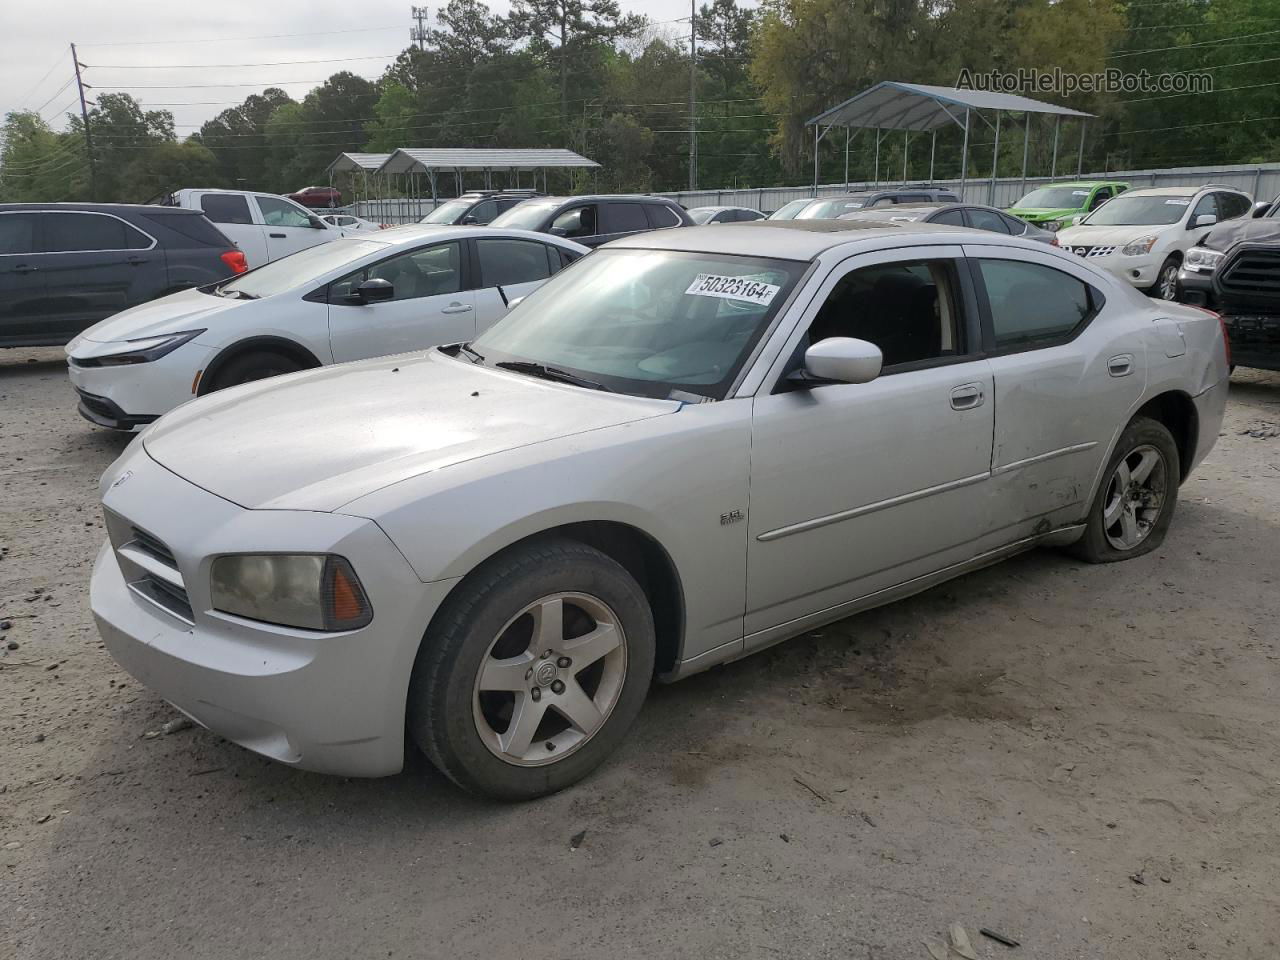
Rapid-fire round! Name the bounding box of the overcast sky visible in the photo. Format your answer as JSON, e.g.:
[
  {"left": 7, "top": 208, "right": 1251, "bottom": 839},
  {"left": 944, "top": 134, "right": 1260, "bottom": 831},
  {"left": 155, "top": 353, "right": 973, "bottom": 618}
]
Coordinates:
[{"left": 1, "top": 0, "right": 712, "bottom": 136}]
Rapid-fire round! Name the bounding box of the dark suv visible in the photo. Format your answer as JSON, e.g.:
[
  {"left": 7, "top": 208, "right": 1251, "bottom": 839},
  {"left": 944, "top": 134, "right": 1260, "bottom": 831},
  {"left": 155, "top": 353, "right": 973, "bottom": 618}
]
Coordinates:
[
  {"left": 0, "top": 203, "right": 244, "bottom": 348},
  {"left": 489, "top": 195, "right": 693, "bottom": 247},
  {"left": 1177, "top": 196, "right": 1280, "bottom": 309},
  {"left": 421, "top": 191, "right": 542, "bottom": 226}
]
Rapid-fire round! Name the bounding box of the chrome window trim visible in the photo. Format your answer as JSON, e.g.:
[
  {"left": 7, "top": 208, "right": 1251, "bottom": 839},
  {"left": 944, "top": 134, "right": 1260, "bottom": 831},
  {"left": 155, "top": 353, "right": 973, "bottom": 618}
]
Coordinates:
[{"left": 0, "top": 208, "right": 157, "bottom": 255}]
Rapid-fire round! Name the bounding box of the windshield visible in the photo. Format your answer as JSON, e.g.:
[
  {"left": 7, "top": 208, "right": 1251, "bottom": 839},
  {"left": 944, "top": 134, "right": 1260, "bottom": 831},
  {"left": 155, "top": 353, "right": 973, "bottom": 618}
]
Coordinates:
[
  {"left": 766, "top": 199, "right": 813, "bottom": 221},
  {"left": 471, "top": 249, "right": 808, "bottom": 400},
  {"left": 839, "top": 208, "right": 927, "bottom": 222},
  {"left": 1016, "top": 187, "right": 1094, "bottom": 209},
  {"left": 213, "top": 238, "right": 384, "bottom": 299},
  {"left": 491, "top": 201, "right": 560, "bottom": 230},
  {"left": 421, "top": 200, "right": 472, "bottom": 224},
  {"left": 688, "top": 208, "right": 717, "bottom": 224},
  {"left": 1083, "top": 195, "right": 1191, "bottom": 226},
  {"left": 795, "top": 197, "right": 872, "bottom": 219}
]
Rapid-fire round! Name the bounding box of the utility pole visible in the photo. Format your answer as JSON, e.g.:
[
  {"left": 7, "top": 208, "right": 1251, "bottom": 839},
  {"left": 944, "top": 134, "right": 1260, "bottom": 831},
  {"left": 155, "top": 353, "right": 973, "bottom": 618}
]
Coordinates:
[
  {"left": 410, "top": 6, "right": 429, "bottom": 51},
  {"left": 688, "top": 0, "right": 697, "bottom": 191},
  {"left": 70, "top": 43, "right": 96, "bottom": 200}
]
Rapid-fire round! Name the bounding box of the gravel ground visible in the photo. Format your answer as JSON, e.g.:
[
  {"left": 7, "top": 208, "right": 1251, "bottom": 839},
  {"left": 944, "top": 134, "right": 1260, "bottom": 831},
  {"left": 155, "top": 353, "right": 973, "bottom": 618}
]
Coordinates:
[{"left": 2, "top": 346, "right": 1278, "bottom": 960}]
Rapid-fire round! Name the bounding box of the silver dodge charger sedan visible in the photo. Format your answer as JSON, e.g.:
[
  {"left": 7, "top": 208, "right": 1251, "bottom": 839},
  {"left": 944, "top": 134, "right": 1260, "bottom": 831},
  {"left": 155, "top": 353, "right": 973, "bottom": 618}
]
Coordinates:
[{"left": 91, "top": 219, "right": 1230, "bottom": 800}]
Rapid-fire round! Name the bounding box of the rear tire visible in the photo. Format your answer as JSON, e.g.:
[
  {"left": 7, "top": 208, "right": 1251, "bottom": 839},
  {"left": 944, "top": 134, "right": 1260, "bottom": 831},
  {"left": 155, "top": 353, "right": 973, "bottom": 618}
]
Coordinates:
[
  {"left": 205, "top": 350, "right": 305, "bottom": 392},
  {"left": 1070, "top": 417, "right": 1179, "bottom": 563},
  {"left": 408, "top": 537, "right": 655, "bottom": 801}
]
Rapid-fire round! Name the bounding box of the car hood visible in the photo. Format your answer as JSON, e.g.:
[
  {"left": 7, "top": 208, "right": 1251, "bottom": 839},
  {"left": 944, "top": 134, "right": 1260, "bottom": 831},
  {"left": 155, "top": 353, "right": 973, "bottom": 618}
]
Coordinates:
[
  {"left": 142, "top": 350, "right": 678, "bottom": 512},
  {"left": 1199, "top": 216, "right": 1280, "bottom": 251},
  {"left": 70, "top": 287, "right": 247, "bottom": 349},
  {"left": 1056, "top": 224, "right": 1161, "bottom": 246}
]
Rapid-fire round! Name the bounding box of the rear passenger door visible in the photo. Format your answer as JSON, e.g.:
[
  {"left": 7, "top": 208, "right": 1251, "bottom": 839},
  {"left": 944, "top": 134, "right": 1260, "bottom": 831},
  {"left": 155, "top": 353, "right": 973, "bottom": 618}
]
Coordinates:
[
  {"left": 326, "top": 240, "right": 476, "bottom": 362},
  {"left": 255, "top": 195, "right": 332, "bottom": 261},
  {"left": 39, "top": 211, "right": 166, "bottom": 338},
  {"left": 598, "top": 202, "right": 651, "bottom": 244},
  {"left": 470, "top": 237, "right": 559, "bottom": 331},
  {"left": 0, "top": 213, "right": 48, "bottom": 345},
  {"left": 967, "top": 245, "right": 1145, "bottom": 529}
]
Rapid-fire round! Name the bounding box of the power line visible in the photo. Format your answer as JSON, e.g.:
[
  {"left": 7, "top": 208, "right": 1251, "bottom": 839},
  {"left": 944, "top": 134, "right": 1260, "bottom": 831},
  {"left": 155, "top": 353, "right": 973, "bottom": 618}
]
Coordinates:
[
  {"left": 1108, "top": 26, "right": 1280, "bottom": 58},
  {"left": 77, "top": 25, "right": 406, "bottom": 47},
  {"left": 86, "top": 54, "right": 404, "bottom": 69},
  {"left": 31, "top": 77, "right": 77, "bottom": 116},
  {"left": 14, "top": 49, "right": 70, "bottom": 109}
]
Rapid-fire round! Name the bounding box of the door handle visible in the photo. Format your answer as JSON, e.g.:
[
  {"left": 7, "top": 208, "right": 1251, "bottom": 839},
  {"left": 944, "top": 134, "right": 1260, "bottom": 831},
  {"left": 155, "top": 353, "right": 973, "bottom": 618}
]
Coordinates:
[
  {"left": 125, "top": 256, "right": 147, "bottom": 266},
  {"left": 1108, "top": 354, "right": 1134, "bottom": 377},
  {"left": 14, "top": 264, "right": 38, "bottom": 274},
  {"left": 441, "top": 303, "right": 474, "bottom": 314},
  {"left": 268, "top": 232, "right": 287, "bottom": 239},
  {"left": 950, "top": 383, "right": 984, "bottom": 410}
]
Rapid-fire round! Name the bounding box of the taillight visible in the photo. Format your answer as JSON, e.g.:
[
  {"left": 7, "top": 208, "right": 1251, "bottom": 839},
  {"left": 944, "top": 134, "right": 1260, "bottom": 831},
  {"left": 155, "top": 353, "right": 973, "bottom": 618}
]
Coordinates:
[
  {"left": 1189, "top": 304, "right": 1230, "bottom": 368},
  {"left": 220, "top": 250, "right": 248, "bottom": 274},
  {"left": 1050, "top": 233, "right": 1060, "bottom": 247}
]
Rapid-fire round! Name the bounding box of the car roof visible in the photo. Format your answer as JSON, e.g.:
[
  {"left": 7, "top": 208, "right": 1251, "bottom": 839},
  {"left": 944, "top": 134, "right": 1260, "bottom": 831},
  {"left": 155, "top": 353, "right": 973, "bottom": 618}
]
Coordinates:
[
  {"left": 609, "top": 218, "right": 1002, "bottom": 260},
  {"left": 1120, "top": 186, "right": 1208, "bottom": 198},
  {"left": 0, "top": 201, "right": 203, "bottom": 216},
  {"left": 1043, "top": 180, "right": 1128, "bottom": 188},
  {"left": 515, "top": 194, "right": 676, "bottom": 205},
  {"left": 358, "top": 223, "right": 581, "bottom": 248}
]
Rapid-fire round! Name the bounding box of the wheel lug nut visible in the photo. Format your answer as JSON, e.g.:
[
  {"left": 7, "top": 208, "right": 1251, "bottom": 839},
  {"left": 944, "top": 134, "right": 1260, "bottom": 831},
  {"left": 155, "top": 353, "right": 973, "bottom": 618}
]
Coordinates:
[
  {"left": 557, "top": 656, "right": 571, "bottom": 669},
  {"left": 545, "top": 741, "right": 555, "bottom": 751},
  {"left": 530, "top": 687, "right": 541, "bottom": 701},
  {"left": 525, "top": 668, "right": 533, "bottom": 680},
  {"left": 551, "top": 679, "right": 565, "bottom": 695}
]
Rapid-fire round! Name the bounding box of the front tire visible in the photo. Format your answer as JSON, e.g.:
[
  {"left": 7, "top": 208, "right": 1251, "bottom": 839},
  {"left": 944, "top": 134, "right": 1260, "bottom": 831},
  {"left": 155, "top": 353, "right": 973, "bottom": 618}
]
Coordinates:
[
  {"left": 1071, "top": 417, "right": 1179, "bottom": 563},
  {"left": 408, "top": 538, "right": 655, "bottom": 800},
  {"left": 205, "top": 350, "right": 304, "bottom": 392},
  {"left": 1150, "top": 256, "right": 1180, "bottom": 301}
]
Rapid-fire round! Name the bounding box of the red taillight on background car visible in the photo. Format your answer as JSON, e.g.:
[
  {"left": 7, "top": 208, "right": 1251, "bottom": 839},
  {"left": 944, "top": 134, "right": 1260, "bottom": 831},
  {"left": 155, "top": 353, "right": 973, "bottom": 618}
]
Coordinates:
[
  {"left": 1050, "top": 234, "right": 1060, "bottom": 247},
  {"left": 220, "top": 250, "right": 248, "bottom": 274}
]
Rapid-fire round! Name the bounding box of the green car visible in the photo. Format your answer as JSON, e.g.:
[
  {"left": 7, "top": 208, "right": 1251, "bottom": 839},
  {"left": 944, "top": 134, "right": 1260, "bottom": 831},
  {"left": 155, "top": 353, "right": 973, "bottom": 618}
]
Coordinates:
[{"left": 1006, "top": 180, "right": 1130, "bottom": 232}]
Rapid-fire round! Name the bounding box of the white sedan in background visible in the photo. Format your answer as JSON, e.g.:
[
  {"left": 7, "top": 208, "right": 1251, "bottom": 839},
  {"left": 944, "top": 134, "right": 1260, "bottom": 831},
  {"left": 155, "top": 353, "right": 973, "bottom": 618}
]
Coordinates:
[
  {"left": 65, "top": 225, "right": 588, "bottom": 430},
  {"left": 320, "top": 213, "right": 385, "bottom": 234}
]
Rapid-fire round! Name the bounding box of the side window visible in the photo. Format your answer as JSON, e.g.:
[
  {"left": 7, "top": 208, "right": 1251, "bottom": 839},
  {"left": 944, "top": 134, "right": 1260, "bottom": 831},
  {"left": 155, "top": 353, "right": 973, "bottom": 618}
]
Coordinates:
[
  {"left": 199, "top": 194, "right": 253, "bottom": 225},
  {"left": 467, "top": 200, "right": 499, "bottom": 224},
  {"left": 1190, "top": 194, "right": 1218, "bottom": 223},
  {"left": 739, "top": 209, "right": 764, "bottom": 222},
  {"left": 895, "top": 194, "right": 930, "bottom": 203},
  {"left": 998, "top": 212, "right": 1029, "bottom": 235},
  {"left": 256, "top": 195, "right": 313, "bottom": 228},
  {"left": 1220, "top": 193, "right": 1250, "bottom": 220},
  {"left": 644, "top": 203, "right": 681, "bottom": 228},
  {"left": 805, "top": 259, "right": 964, "bottom": 369},
  {"left": 605, "top": 203, "right": 650, "bottom": 234},
  {"left": 550, "top": 204, "right": 597, "bottom": 239},
  {"left": 0, "top": 214, "right": 39, "bottom": 255},
  {"left": 497, "top": 198, "right": 525, "bottom": 214},
  {"left": 1089, "top": 187, "right": 1112, "bottom": 211},
  {"left": 366, "top": 241, "right": 462, "bottom": 301},
  {"left": 869, "top": 197, "right": 895, "bottom": 208},
  {"left": 966, "top": 208, "right": 1013, "bottom": 234},
  {"left": 977, "top": 259, "right": 1093, "bottom": 349},
  {"left": 43, "top": 213, "right": 130, "bottom": 252},
  {"left": 476, "top": 237, "right": 553, "bottom": 288},
  {"left": 931, "top": 208, "right": 966, "bottom": 227},
  {"left": 559, "top": 247, "right": 583, "bottom": 268}
]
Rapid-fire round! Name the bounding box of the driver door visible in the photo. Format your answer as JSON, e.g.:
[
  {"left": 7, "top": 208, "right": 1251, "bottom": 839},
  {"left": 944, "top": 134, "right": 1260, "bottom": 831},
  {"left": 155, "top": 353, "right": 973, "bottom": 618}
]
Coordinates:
[
  {"left": 254, "top": 195, "right": 332, "bottom": 261},
  {"left": 327, "top": 240, "right": 476, "bottom": 362},
  {"left": 744, "top": 246, "right": 996, "bottom": 642}
]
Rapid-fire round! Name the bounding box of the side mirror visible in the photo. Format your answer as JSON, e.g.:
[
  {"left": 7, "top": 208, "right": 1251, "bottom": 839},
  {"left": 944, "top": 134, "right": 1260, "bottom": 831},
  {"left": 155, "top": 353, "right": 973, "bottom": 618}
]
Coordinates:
[
  {"left": 797, "top": 337, "right": 883, "bottom": 385},
  {"left": 548, "top": 226, "right": 568, "bottom": 237},
  {"left": 1253, "top": 201, "right": 1272, "bottom": 218},
  {"left": 1193, "top": 214, "right": 1217, "bottom": 229},
  {"left": 347, "top": 278, "right": 394, "bottom": 304},
  {"left": 460, "top": 215, "right": 479, "bottom": 225},
  {"left": 309, "top": 217, "right": 328, "bottom": 229}
]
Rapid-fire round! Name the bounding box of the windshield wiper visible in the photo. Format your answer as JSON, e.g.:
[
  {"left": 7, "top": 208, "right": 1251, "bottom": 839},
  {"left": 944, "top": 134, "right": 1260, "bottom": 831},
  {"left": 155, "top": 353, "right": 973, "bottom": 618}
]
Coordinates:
[
  {"left": 216, "top": 287, "right": 258, "bottom": 300},
  {"left": 495, "top": 360, "right": 612, "bottom": 392},
  {"left": 457, "top": 342, "right": 486, "bottom": 364}
]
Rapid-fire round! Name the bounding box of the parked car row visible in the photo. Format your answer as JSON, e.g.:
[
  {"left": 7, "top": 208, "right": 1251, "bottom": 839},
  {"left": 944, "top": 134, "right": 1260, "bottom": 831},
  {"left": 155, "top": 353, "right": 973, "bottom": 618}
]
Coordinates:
[{"left": 85, "top": 214, "right": 1230, "bottom": 800}]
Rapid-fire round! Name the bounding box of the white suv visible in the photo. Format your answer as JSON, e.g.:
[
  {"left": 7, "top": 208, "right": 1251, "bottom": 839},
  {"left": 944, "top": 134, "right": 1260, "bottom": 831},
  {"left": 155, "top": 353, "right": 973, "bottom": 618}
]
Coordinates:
[
  {"left": 155, "top": 189, "right": 338, "bottom": 268},
  {"left": 1057, "top": 185, "right": 1253, "bottom": 299}
]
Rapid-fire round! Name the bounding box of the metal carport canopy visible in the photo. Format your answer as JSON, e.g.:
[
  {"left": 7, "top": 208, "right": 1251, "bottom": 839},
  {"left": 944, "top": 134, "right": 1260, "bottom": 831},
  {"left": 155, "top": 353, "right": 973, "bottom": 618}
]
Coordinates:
[
  {"left": 379, "top": 148, "right": 599, "bottom": 174},
  {"left": 805, "top": 82, "right": 1095, "bottom": 199},
  {"left": 325, "top": 152, "right": 392, "bottom": 176}
]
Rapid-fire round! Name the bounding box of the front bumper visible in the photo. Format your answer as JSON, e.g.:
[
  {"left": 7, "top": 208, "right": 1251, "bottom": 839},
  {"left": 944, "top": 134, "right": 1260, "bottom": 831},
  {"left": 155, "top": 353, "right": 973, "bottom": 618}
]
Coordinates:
[
  {"left": 91, "top": 447, "right": 458, "bottom": 777},
  {"left": 1067, "top": 250, "right": 1160, "bottom": 289},
  {"left": 1222, "top": 313, "right": 1280, "bottom": 372},
  {"left": 66, "top": 340, "right": 217, "bottom": 431}
]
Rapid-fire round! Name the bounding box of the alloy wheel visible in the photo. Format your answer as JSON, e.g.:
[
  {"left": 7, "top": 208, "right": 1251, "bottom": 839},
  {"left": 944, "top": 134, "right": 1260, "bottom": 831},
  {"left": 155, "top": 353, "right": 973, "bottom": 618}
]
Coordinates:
[
  {"left": 471, "top": 592, "right": 627, "bottom": 766},
  {"left": 1102, "top": 444, "right": 1168, "bottom": 550},
  {"left": 1157, "top": 263, "right": 1178, "bottom": 300}
]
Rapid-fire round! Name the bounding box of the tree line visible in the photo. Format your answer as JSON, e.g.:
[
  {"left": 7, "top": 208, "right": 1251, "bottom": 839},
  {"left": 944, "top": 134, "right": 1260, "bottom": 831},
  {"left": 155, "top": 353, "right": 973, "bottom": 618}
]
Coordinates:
[{"left": 2, "top": 0, "right": 1278, "bottom": 205}]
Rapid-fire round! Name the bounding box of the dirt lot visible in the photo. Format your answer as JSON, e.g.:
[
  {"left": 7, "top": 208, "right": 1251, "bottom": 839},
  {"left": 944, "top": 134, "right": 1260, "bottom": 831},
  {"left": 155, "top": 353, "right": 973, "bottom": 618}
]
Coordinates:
[{"left": 2, "top": 346, "right": 1278, "bottom": 960}]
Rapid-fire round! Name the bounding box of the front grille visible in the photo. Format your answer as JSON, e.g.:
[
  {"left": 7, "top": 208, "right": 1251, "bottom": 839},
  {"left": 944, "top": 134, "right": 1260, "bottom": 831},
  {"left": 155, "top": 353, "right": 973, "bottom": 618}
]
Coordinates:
[
  {"left": 104, "top": 510, "right": 193, "bottom": 625},
  {"left": 1065, "top": 245, "right": 1116, "bottom": 258},
  {"left": 1218, "top": 249, "right": 1280, "bottom": 297}
]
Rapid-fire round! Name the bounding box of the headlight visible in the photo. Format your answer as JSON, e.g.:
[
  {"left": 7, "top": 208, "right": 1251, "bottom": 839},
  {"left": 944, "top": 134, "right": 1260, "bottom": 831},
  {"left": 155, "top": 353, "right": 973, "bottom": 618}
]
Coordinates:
[
  {"left": 210, "top": 554, "right": 373, "bottom": 631},
  {"left": 1184, "top": 246, "right": 1224, "bottom": 271},
  {"left": 84, "top": 329, "right": 206, "bottom": 367},
  {"left": 1121, "top": 236, "right": 1158, "bottom": 256},
  {"left": 1044, "top": 220, "right": 1062, "bottom": 232}
]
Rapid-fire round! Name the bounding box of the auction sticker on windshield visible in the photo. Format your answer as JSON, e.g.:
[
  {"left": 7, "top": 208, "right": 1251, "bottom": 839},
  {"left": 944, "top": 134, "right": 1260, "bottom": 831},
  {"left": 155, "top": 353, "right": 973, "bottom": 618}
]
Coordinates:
[{"left": 685, "top": 273, "right": 781, "bottom": 306}]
